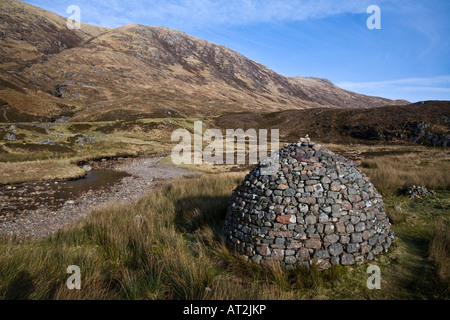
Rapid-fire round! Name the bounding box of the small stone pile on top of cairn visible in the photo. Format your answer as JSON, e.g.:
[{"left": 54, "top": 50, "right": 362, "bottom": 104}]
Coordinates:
[
  {"left": 406, "top": 185, "right": 435, "bottom": 199},
  {"left": 223, "top": 137, "right": 394, "bottom": 269}
]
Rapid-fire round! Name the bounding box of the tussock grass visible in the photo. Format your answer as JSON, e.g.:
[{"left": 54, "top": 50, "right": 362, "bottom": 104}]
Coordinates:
[
  {"left": 325, "top": 144, "right": 450, "bottom": 198},
  {"left": 428, "top": 221, "right": 450, "bottom": 297},
  {"left": 361, "top": 154, "right": 450, "bottom": 197}
]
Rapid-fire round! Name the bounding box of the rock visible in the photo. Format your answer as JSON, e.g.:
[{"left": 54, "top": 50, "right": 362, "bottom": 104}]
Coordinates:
[
  {"left": 324, "top": 233, "right": 339, "bottom": 244},
  {"left": 39, "top": 139, "right": 55, "bottom": 145},
  {"left": 355, "top": 222, "right": 366, "bottom": 232},
  {"left": 272, "top": 249, "right": 284, "bottom": 261},
  {"left": 296, "top": 247, "right": 310, "bottom": 261},
  {"left": 283, "top": 188, "right": 296, "bottom": 197},
  {"left": 405, "top": 185, "right": 434, "bottom": 199},
  {"left": 305, "top": 239, "right": 322, "bottom": 250},
  {"left": 330, "top": 181, "right": 341, "bottom": 191},
  {"left": 4, "top": 133, "right": 17, "bottom": 141},
  {"left": 341, "top": 253, "right": 355, "bottom": 265},
  {"left": 328, "top": 243, "right": 343, "bottom": 256},
  {"left": 277, "top": 184, "right": 289, "bottom": 190},
  {"left": 318, "top": 212, "right": 329, "bottom": 223},
  {"left": 314, "top": 250, "right": 330, "bottom": 259},
  {"left": 82, "top": 165, "right": 92, "bottom": 172},
  {"left": 276, "top": 214, "right": 296, "bottom": 224}
]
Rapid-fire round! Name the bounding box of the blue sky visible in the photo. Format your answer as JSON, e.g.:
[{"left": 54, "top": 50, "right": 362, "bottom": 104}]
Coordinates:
[{"left": 25, "top": 0, "right": 450, "bottom": 102}]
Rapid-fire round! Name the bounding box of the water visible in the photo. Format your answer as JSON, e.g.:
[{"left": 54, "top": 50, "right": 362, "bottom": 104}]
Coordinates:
[{"left": 0, "top": 169, "right": 131, "bottom": 216}]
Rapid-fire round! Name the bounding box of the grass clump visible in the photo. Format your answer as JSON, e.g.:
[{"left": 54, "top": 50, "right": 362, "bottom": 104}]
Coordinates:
[{"left": 428, "top": 220, "right": 450, "bottom": 297}]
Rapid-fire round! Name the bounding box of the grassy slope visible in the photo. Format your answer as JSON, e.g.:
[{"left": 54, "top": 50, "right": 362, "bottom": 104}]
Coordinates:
[{"left": 0, "top": 151, "right": 449, "bottom": 300}]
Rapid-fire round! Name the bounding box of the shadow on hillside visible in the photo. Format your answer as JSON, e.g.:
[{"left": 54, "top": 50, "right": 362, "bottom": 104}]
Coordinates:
[
  {"left": 174, "top": 195, "right": 230, "bottom": 239},
  {"left": 4, "top": 271, "right": 35, "bottom": 300},
  {"left": 389, "top": 230, "right": 437, "bottom": 299}
]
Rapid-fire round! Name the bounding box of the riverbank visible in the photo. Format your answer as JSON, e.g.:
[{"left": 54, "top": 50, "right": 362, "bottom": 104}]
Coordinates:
[{"left": 0, "top": 156, "right": 197, "bottom": 239}]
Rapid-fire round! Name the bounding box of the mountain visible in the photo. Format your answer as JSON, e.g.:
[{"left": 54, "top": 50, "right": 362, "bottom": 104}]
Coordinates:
[{"left": 0, "top": 0, "right": 409, "bottom": 122}]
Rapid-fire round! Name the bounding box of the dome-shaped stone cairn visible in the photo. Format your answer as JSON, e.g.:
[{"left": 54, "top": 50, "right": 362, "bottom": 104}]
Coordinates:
[{"left": 223, "top": 138, "right": 394, "bottom": 269}]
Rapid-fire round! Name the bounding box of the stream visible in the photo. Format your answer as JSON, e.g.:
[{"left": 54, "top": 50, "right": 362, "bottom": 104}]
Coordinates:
[{"left": 0, "top": 168, "right": 131, "bottom": 217}]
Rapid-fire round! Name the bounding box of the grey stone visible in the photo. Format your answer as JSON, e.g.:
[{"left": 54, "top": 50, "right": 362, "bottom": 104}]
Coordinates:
[
  {"left": 351, "top": 232, "right": 363, "bottom": 243},
  {"left": 346, "top": 243, "right": 360, "bottom": 254},
  {"left": 328, "top": 243, "right": 344, "bottom": 256},
  {"left": 324, "top": 233, "right": 339, "bottom": 244},
  {"left": 318, "top": 212, "right": 329, "bottom": 223},
  {"left": 355, "top": 222, "right": 366, "bottom": 232},
  {"left": 341, "top": 253, "right": 355, "bottom": 265},
  {"left": 283, "top": 188, "right": 296, "bottom": 197},
  {"left": 305, "top": 215, "right": 317, "bottom": 225},
  {"left": 314, "top": 250, "right": 330, "bottom": 259}
]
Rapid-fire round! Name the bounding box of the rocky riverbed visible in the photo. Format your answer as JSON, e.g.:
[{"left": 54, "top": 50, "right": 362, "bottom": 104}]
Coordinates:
[{"left": 0, "top": 156, "right": 197, "bottom": 239}]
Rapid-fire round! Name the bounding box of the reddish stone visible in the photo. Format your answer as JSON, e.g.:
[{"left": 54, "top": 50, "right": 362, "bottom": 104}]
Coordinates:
[
  {"left": 335, "top": 221, "right": 345, "bottom": 233},
  {"left": 361, "top": 245, "right": 370, "bottom": 255},
  {"left": 330, "top": 182, "right": 341, "bottom": 191},
  {"left": 271, "top": 230, "right": 294, "bottom": 237},
  {"left": 276, "top": 214, "right": 296, "bottom": 224},
  {"left": 296, "top": 247, "right": 310, "bottom": 261},
  {"left": 256, "top": 245, "right": 271, "bottom": 256},
  {"left": 277, "top": 184, "right": 289, "bottom": 190},
  {"left": 286, "top": 240, "right": 302, "bottom": 249},
  {"left": 305, "top": 239, "right": 322, "bottom": 250},
  {"left": 313, "top": 162, "right": 323, "bottom": 167},
  {"left": 272, "top": 249, "right": 285, "bottom": 261},
  {"left": 362, "top": 230, "right": 371, "bottom": 240},
  {"left": 342, "top": 200, "right": 353, "bottom": 211}
]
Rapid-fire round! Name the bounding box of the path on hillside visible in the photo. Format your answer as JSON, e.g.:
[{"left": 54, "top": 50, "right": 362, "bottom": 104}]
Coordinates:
[{"left": 0, "top": 156, "right": 198, "bottom": 240}]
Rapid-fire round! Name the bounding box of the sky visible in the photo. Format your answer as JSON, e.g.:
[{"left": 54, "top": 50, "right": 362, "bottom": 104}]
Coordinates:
[{"left": 24, "top": 0, "right": 450, "bottom": 102}]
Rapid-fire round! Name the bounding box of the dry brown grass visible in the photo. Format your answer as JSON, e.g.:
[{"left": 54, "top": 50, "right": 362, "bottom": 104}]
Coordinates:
[
  {"left": 360, "top": 153, "right": 450, "bottom": 197},
  {"left": 0, "top": 159, "right": 85, "bottom": 184},
  {"left": 323, "top": 144, "right": 450, "bottom": 197}
]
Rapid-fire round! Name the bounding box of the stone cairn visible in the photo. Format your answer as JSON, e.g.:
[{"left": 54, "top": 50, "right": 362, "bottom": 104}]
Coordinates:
[
  {"left": 223, "top": 137, "right": 394, "bottom": 269},
  {"left": 406, "top": 185, "right": 435, "bottom": 199}
]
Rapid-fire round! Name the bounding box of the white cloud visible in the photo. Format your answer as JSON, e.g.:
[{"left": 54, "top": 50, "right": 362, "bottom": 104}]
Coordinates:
[{"left": 336, "top": 76, "right": 450, "bottom": 102}]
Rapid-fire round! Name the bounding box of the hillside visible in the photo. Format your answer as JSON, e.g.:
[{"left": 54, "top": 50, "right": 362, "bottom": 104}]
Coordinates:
[
  {"left": 0, "top": 0, "right": 408, "bottom": 122},
  {"left": 214, "top": 101, "right": 450, "bottom": 147}
]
